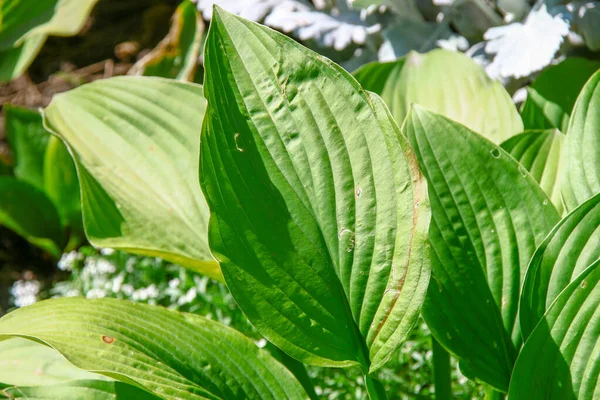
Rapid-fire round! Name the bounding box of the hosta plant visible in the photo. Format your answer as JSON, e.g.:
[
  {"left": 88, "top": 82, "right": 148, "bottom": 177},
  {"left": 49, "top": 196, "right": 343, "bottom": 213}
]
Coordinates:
[{"left": 1, "top": 6, "right": 600, "bottom": 400}]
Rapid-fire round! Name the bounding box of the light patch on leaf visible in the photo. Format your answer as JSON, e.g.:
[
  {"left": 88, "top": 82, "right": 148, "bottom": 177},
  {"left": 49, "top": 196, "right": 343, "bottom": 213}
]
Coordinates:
[{"left": 484, "top": 4, "right": 569, "bottom": 79}]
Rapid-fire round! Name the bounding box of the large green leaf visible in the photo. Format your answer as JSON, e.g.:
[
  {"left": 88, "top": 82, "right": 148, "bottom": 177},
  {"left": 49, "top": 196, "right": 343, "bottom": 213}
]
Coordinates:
[
  {"left": 0, "top": 0, "right": 99, "bottom": 49},
  {"left": 0, "top": 176, "right": 64, "bottom": 255},
  {"left": 353, "top": 49, "right": 523, "bottom": 143},
  {"left": 43, "top": 76, "right": 220, "bottom": 281},
  {"left": 520, "top": 193, "right": 600, "bottom": 341},
  {"left": 501, "top": 129, "right": 564, "bottom": 214},
  {"left": 404, "top": 106, "right": 559, "bottom": 392},
  {"left": 0, "top": 298, "right": 307, "bottom": 400},
  {"left": 5, "top": 105, "right": 51, "bottom": 191},
  {"left": 521, "top": 58, "right": 600, "bottom": 131},
  {"left": 129, "top": 0, "right": 203, "bottom": 81},
  {"left": 201, "top": 8, "right": 430, "bottom": 375},
  {"left": 2, "top": 380, "right": 161, "bottom": 400},
  {"left": 562, "top": 69, "right": 600, "bottom": 211},
  {"left": 0, "top": 338, "right": 104, "bottom": 387},
  {"left": 508, "top": 261, "right": 600, "bottom": 399}
]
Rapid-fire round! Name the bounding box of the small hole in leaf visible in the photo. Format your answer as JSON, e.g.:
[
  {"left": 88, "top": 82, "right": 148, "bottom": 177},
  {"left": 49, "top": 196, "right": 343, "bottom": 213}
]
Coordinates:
[
  {"left": 102, "top": 335, "right": 115, "bottom": 344},
  {"left": 581, "top": 281, "right": 587, "bottom": 289}
]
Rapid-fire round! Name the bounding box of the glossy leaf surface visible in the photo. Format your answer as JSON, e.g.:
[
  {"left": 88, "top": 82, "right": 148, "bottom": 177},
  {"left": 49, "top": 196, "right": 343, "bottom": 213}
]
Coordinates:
[
  {"left": 0, "top": 298, "right": 307, "bottom": 400},
  {"left": 201, "top": 8, "right": 430, "bottom": 373},
  {"left": 404, "top": 106, "right": 559, "bottom": 391},
  {"left": 354, "top": 49, "right": 523, "bottom": 143},
  {"left": 509, "top": 262, "right": 600, "bottom": 399},
  {"left": 43, "top": 77, "right": 220, "bottom": 281},
  {"left": 520, "top": 193, "right": 600, "bottom": 340},
  {"left": 562, "top": 69, "right": 600, "bottom": 211},
  {"left": 501, "top": 129, "right": 564, "bottom": 214}
]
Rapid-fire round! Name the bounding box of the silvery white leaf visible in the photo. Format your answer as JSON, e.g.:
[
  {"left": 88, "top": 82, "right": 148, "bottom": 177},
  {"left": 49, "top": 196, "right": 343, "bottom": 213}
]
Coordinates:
[
  {"left": 377, "top": 19, "right": 454, "bottom": 61},
  {"left": 571, "top": 1, "right": 600, "bottom": 50},
  {"left": 265, "top": 3, "right": 381, "bottom": 50},
  {"left": 450, "top": 0, "right": 504, "bottom": 39},
  {"left": 194, "top": 0, "right": 308, "bottom": 21},
  {"left": 484, "top": 4, "right": 570, "bottom": 78}
]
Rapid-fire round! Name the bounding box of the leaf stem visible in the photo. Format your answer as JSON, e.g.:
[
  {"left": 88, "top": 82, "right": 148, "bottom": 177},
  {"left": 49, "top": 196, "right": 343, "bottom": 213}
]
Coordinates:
[{"left": 432, "top": 336, "right": 452, "bottom": 399}]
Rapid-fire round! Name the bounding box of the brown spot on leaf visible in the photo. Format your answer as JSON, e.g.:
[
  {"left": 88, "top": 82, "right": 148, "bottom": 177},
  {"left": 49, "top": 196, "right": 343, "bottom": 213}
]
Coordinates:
[{"left": 102, "top": 335, "right": 115, "bottom": 344}]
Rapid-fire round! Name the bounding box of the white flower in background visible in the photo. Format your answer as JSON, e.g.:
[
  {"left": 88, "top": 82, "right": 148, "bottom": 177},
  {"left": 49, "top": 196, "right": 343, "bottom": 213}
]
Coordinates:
[
  {"left": 193, "top": 0, "right": 296, "bottom": 21},
  {"left": 58, "top": 250, "right": 83, "bottom": 271},
  {"left": 132, "top": 284, "right": 160, "bottom": 301},
  {"left": 168, "top": 278, "right": 180, "bottom": 289},
  {"left": 266, "top": 2, "right": 380, "bottom": 50},
  {"left": 111, "top": 273, "right": 125, "bottom": 293},
  {"left": 10, "top": 279, "right": 40, "bottom": 307},
  {"left": 82, "top": 257, "right": 117, "bottom": 278},
  {"left": 86, "top": 288, "right": 106, "bottom": 299},
  {"left": 484, "top": 4, "right": 570, "bottom": 79},
  {"left": 178, "top": 287, "right": 197, "bottom": 306},
  {"left": 255, "top": 338, "right": 268, "bottom": 348},
  {"left": 100, "top": 248, "right": 115, "bottom": 256},
  {"left": 121, "top": 284, "right": 135, "bottom": 297}
]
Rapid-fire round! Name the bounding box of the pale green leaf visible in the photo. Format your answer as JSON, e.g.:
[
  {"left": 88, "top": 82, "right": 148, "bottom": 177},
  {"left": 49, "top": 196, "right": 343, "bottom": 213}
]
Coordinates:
[
  {"left": 501, "top": 129, "right": 564, "bottom": 214},
  {"left": 0, "top": 177, "right": 64, "bottom": 255},
  {"left": 354, "top": 49, "right": 523, "bottom": 143},
  {"left": 508, "top": 261, "right": 600, "bottom": 399},
  {"left": 0, "top": 298, "right": 307, "bottom": 400},
  {"left": 404, "top": 106, "right": 559, "bottom": 391},
  {"left": 562, "top": 69, "right": 600, "bottom": 211},
  {"left": 201, "top": 8, "right": 430, "bottom": 374},
  {"left": 43, "top": 76, "right": 221, "bottom": 281},
  {"left": 2, "top": 380, "right": 161, "bottom": 400},
  {"left": 520, "top": 193, "right": 600, "bottom": 341},
  {"left": 0, "top": 338, "right": 104, "bottom": 387},
  {"left": 129, "top": 1, "right": 203, "bottom": 81}
]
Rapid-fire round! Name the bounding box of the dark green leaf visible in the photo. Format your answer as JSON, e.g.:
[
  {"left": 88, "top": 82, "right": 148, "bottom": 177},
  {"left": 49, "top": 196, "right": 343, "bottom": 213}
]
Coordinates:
[
  {"left": 43, "top": 135, "right": 83, "bottom": 235},
  {"left": 5, "top": 105, "right": 50, "bottom": 191},
  {"left": 520, "top": 193, "right": 600, "bottom": 340},
  {"left": 0, "top": 176, "right": 64, "bottom": 255},
  {"left": 508, "top": 261, "right": 600, "bottom": 399},
  {"left": 521, "top": 58, "right": 600, "bottom": 131},
  {"left": 404, "top": 106, "right": 559, "bottom": 391},
  {"left": 201, "top": 8, "right": 430, "bottom": 373}
]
